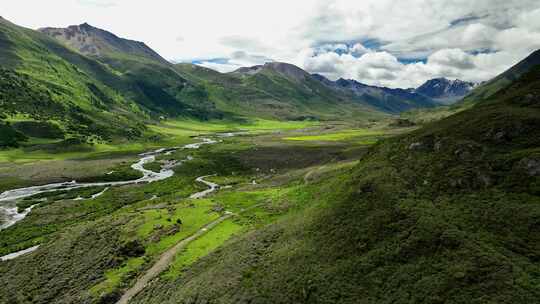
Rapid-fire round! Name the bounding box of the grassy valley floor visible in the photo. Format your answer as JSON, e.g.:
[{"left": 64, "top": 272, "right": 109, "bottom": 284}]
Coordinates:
[{"left": 0, "top": 118, "right": 410, "bottom": 304}]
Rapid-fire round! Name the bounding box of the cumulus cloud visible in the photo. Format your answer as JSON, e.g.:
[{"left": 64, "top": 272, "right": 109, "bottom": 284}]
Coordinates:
[
  {"left": 195, "top": 50, "right": 273, "bottom": 73},
  {"left": 77, "top": 0, "right": 116, "bottom": 8},
  {"left": 2, "top": 0, "right": 540, "bottom": 87},
  {"left": 298, "top": 46, "right": 529, "bottom": 88},
  {"left": 428, "top": 49, "right": 475, "bottom": 70},
  {"left": 292, "top": 0, "right": 540, "bottom": 87},
  {"left": 219, "top": 36, "right": 271, "bottom": 53}
]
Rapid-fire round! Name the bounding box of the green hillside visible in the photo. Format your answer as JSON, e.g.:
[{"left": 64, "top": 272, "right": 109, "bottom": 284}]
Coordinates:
[
  {"left": 0, "top": 17, "right": 151, "bottom": 145},
  {"left": 1, "top": 33, "right": 538, "bottom": 302},
  {"left": 463, "top": 49, "right": 540, "bottom": 103},
  {"left": 130, "top": 55, "right": 540, "bottom": 304},
  {"left": 0, "top": 18, "right": 231, "bottom": 149},
  {"left": 0, "top": 17, "right": 443, "bottom": 151},
  {"left": 37, "top": 22, "right": 223, "bottom": 120},
  {"left": 174, "top": 62, "right": 386, "bottom": 121},
  {"left": 39, "top": 23, "right": 386, "bottom": 123}
]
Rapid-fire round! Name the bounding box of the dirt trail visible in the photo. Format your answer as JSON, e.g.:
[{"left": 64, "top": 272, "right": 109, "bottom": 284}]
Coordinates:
[
  {"left": 116, "top": 175, "right": 230, "bottom": 304},
  {"left": 116, "top": 212, "right": 233, "bottom": 304}
]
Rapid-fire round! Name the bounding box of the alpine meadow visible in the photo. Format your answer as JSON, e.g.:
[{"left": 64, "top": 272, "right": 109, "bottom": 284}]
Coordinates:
[{"left": 1, "top": 1, "right": 540, "bottom": 304}]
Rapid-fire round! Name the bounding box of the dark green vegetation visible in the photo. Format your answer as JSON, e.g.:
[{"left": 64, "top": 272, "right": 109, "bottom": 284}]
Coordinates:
[
  {"left": 174, "top": 62, "right": 440, "bottom": 121},
  {"left": 0, "top": 17, "right": 451, "bottom": 153},
  {"left": 0, "top": 123, "right": 392, "bottom": 303},
  {"left": 0, "top": 122, "right": 26, "bottom": 148},
  {"left": 0, "top": 18, "right": 226, "bottom": 149},
  {"left": 464, "top": 49, "right": 540, "bottom": 104},
  {"left": 126, "top": 58, "right": 540, "bottom": 303},
  {"left": 173, "top": 63, "right": 383, "bottom": 121},
  {"left": 1, "top": 15, "right": 540, "bottom": 304}
]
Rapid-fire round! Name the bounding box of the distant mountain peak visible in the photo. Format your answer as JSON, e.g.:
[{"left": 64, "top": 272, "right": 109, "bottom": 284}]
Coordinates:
[
  {"left": 415, "top": 77, "right": 477, "bottom": 104},
  {"left": 262, "top": 62, "right": 309, "bottom": 81},
  {"left": 232, "top": 65, "right": 263, "bottom": 75},
  {"left": 335, "top": 78, "right": 369, "bottom": 88},
  {"left": 310, "top": 75, "right": 436, "bottom": 113},
  {"left": 233, "top": 62, "right": 309, "bottom": 82},
  {"left": 39, "top": 23, "right": 167, "bottom": 64}
]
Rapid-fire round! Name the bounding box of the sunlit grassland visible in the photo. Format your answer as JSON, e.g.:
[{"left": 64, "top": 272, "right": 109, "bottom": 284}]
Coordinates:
[
  {"left": 137, "top": 201, "right": 221, "bottom": 256},
  {"left": 150, "top": 118, "right": 318, "bottom": 138},
  {"left": 284, "top": 128, "right": 387, "bottom": 142},
  {"left": 0, "top": 118, "right": 316, "bottom": 165},
  {"left": 89, "top": 198, "right": 222, "bottom": 296},
  {"left": 0, "top": 117, "right": 404, "bottom": 303},
  {"left": 88, "top": 174, "right": 312, "bottom": 295},
  {"left": 0, "top": 142, "right": 150, "bottom": 163},
  {"left": 0, "top": 120, "right": 392, "bottom": 302},
  {"left": 163, "top": 219, "right": 243, "bottom": 279}
]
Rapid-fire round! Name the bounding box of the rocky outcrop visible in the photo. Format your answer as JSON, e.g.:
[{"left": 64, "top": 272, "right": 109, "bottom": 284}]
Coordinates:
[{"left": 39, "top": 23, "right": 168, "bottom": 63}]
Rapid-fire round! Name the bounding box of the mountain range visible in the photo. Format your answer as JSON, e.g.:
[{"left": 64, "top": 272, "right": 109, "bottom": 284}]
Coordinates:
[
  {"left": 2, "top": 14, "right": 540, "bottom": 304},
  {"left": 0, "top": 18, "right": 529, "bottom": 147},
  {"left": 125, "top": 47, "right": 540, "bottom": 304}
]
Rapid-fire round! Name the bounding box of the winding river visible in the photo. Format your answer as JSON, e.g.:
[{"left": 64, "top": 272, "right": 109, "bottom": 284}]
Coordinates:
[{"left": 0, "top": 136, "right": 224, "bottom": 230}]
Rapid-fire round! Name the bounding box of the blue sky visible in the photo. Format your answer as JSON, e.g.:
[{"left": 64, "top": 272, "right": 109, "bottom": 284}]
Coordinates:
[{"left": 2, "top": 0, "right": 540, "bottom": 88}]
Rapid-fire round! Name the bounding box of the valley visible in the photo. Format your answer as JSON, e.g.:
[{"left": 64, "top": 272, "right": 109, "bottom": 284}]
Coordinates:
[
  {"left": 0, "top": 7, "right": 539, "bottom": 304},
  {"left": 0, "top": 117, "right": 407, "bottom": 303}
]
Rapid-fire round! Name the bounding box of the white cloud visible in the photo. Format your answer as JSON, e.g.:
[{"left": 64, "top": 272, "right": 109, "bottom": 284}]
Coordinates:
[
  {"left": 351, "top": 43, "right": 369, "bottom": 56},
  {"left": 517, "top": 8, "right": 540, "bottom": 32},
  {"left": 428, "top": 49, "right": 475, "bottom": 70},
  {"left": 297, "top": 46, "right": 532, "bottom": 88},
  {"left": 197, "top": 61, "right": 240, "bottom": 73},
  {"left": 77, "top": 0, "right": 116, "bottom": 8},
  {"left": 1, "top": 0, "right": 540, "bottom": 87}
]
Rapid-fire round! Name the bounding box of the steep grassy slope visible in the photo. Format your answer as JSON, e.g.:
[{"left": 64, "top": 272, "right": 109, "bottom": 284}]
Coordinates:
[
  {"left": 131, "top": 57, "right": 540, "bottom": 303},
  {"left": 0, "top": 17, "right": 152, "bottom": 145},
  {"left": 0, "top": 18, "right": 231, "bottom": 148},
  {"left": 464, "top": 49, "right": 540, "bottom": 103},
  {"left": 38, "top": 23, "right": 222, "bottom": 120}
]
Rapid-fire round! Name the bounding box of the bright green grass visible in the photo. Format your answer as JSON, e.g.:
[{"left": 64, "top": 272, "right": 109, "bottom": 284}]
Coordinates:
[
  {"left": 244, "top": 119, "right": 317, "bottom": 131},
  {"left": 88, "top": 199, "right": 225, "bottom": 294},
  {"left": 0, "top": 148, "right": 91, "bottom": 163},
  {"left": 214, "top": 188, "right": 281, "bottom": 213},
  {"left": 0, "top": 118, "right": 315, "bottom": 164},
  {"left": 0, "top": 141, "right": 152, "bottom": 163},
  {"left": 151, "top": 118, "right": 317, "bottom": 136},
  {"left": 141, "top": 200, "right": 221, "bottom": 256},
  {"left": 163, "top": 219, "right": 242, "bottom": 279},
  {"left": 0, "top": 136, "right": 193, "bottom": 164},
  {"left": 90, "top": 257, "right": 145, "bottom": 296},
  {"left": 284, "top": 129, "right": 385, "bottom": 141}
]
